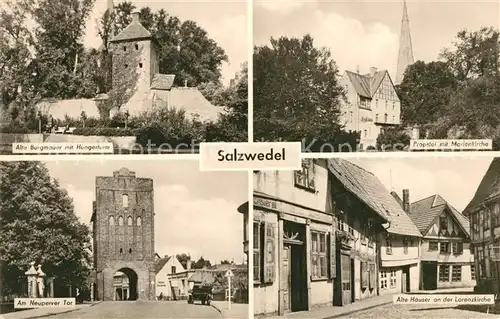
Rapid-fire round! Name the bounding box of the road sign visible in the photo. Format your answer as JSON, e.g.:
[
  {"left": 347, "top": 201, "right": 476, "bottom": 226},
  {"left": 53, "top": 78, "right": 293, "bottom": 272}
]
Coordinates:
[
  {"left": 225, "top": 269, "right": 234, "bottom": 277},
  {"left": 225, "top": 269, "right": 234, "bottom": 310}
]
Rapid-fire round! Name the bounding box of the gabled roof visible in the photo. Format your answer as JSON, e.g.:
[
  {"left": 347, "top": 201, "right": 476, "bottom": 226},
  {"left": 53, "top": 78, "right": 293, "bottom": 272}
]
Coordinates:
[
  {"left": 155, "top": 256, "right": 171, "bottom": 274},
  {"left": 151, "top": 74, "right": 176, "bottom": 91},
  {"left": 409, "top": 194, "right": 470, "bottom": 237},
  {"left": 111, "top": 16, "right": 152, "bottom": 43},
  {"left": 344, "top": 70, "right": 391, "bottom": 99},
  {"left": 188, "top": 270, "right": 215, "bottom": 284},
  {"left": 463, "top": 158, "right": 500, "bottom": 214},
  {"left": 167, "top": 87, "right": 221, "bottom": 122},
  {"left": 327, "top": 159, "right": 421, "bottom": 237}
]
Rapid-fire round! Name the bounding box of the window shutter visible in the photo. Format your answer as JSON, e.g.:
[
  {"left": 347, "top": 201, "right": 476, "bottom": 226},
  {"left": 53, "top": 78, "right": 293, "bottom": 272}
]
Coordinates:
[
  {"left": 263, "top": 222, "right": 276, "bottom": 283},
  {"left": 329, "top": 231, "right": 336, "bottom": 279}
]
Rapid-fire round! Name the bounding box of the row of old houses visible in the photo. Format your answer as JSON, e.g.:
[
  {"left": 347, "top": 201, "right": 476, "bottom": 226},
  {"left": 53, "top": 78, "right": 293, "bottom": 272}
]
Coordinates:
[{"left": 237, "top": 159, "right": 475, "bottom": 316}]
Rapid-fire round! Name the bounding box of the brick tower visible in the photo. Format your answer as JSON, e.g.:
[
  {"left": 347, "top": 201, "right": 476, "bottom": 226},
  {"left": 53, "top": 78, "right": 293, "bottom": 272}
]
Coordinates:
[
  {"left": 91, "top": 168, "right": 155, "bottom": 301},
  {"left": 395, "top": 0, "right": 414, "bottom": 85}
]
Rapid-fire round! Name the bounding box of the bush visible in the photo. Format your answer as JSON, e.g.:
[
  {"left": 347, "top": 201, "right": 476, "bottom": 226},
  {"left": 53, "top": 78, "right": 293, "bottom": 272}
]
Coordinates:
[
  {"left": 0, "top": 124, "right": 31, "bottom": 134},
  {"left": 72, "top": 127, "right": 136, "bottom": 136},
  {"left": 376, "top": 127, "right": 411, "bottom": 151}
]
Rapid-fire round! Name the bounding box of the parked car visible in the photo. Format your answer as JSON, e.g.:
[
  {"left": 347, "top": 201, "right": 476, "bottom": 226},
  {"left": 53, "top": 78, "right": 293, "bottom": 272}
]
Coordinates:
[{"left": 187, "top": 284, "right": 213, "bottom": 306}]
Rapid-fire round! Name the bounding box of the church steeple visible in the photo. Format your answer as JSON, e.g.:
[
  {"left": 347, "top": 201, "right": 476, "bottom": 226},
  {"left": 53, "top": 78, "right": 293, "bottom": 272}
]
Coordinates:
[{"left": 395, "top": 0, "right": 414, "bottom": 85}]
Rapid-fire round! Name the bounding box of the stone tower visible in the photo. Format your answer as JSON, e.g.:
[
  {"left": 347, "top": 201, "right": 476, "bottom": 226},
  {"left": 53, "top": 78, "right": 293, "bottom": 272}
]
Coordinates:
[
  {"left": 395, "top": 0, "right": 414, "bottom": 85},
  {"left": 91, "top": 168, "right": 155, "bottom": 301},
  {"left": 109, "top": 12, "right": 160, "bottom": 114}
]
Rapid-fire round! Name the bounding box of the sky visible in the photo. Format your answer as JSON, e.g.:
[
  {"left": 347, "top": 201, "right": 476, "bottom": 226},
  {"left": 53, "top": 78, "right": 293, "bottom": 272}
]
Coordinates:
[
  {"left": 254, "top": 0, "right": 500, "bottom": 80},
  {"left": 349, "top": 156, "right": 494, "bottom": 212},
  {"left": 43, "top": 159, "right": 248, "bottom": 265},
  {"left": 84, "top": 0, "right": 247, "bottom": 86}
]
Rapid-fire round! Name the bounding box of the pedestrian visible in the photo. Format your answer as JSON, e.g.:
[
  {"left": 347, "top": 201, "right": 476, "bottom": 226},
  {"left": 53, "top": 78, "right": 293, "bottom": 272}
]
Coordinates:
[{"left": 159, "top": 292, "right": 163, "bottom": 300}]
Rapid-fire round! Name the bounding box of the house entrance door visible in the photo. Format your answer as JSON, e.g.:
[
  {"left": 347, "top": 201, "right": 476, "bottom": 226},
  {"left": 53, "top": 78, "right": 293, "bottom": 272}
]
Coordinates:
[{"left": 341, "top": 254, "right": 352, "bottom": 305}]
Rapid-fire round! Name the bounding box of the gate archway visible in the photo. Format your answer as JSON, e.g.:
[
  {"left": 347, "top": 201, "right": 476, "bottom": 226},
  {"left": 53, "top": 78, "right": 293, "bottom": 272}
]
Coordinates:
[{"left": 113, "top": 268, "right": 138, "bottom": 301}]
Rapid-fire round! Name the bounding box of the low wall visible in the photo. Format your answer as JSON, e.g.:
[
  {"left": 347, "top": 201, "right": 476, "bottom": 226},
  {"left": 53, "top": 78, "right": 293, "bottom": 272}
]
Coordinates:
[{"left": 0, "top": 133, "right": 44, "bottom": 143}]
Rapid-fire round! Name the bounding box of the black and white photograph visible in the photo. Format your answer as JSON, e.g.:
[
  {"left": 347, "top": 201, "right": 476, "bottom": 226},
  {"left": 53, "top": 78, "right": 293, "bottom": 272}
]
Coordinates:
[
  {"left": 0, "top": 159, "right": 249, "bottom": 318},
  {"left": 253, "top": 0, "right": 500, "bottom": 152},
  {"left": 0, "top": 0, "right": 248, "bottom": 154},
  {"left": 246, "top": 157, "right": 500, "bottom": 318}
]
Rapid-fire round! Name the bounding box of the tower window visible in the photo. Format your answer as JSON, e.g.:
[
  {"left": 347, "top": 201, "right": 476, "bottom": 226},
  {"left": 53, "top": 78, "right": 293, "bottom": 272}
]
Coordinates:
[
  {"left": 120, "top": 248, "right": 123, "bottom": 254},
  {"left": 123, "top": 46, "right": 126, "bottom": 51},
  {"left": 139, "top": 63, "right": 143, "bottom": 68},
  {"left": 135, "top": 44, "right": 139, "bottom": 50},
  {"left": 129, "top": 248, "right": 132, "bottom": 254},
  {"left": 137, "top": 217, "right": 142, "bottom": 226},
  {"left": 109, "top": 216, "right": 115, "bottom": 225},
  {"left": 118, "top": 216, "right": 124, "bottom": 226},
  {"left": 123, "top": 194, "right": 128, "bottom": 208},
  {"left": 127, "top": 216, "right": 133, "bottom": 226}
]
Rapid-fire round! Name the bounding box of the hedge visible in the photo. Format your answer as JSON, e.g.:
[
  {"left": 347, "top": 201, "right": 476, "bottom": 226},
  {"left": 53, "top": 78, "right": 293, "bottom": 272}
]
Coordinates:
[{"left": 0, "top": 125, "right": 31, "bottom": 134}]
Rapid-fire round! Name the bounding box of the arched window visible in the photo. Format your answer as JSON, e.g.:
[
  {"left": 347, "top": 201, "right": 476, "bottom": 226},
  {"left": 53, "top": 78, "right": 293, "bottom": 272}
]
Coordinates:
[
  {"left": 109, "top": 216, "right": 115, "bottom": 225},
  {"left": 127, "top": 216, "right": 133, "bottom": 226},
  {"left": 118, "top": 216, "right": 124, "bottom": 226},
  {"left": 120, "top": 248, "right": 123, "bottom": 254},
  {"left": 122, "top": 194, "right": 129, "bottom": 208},
  {"left": 137, "top": 217, "right": 142, "bottom": 226},
  {"left": 129, "top": 248, "right": 132, "bottom": 254}
]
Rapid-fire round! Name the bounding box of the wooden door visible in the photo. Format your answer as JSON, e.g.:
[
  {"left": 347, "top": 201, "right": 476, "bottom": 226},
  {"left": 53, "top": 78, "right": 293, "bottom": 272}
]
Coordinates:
[
  {"left": 281, "top": 245, "right": 291, "bottom": 312},
  {"left": 401, "top": 273, "right": 407, "bottom": 293},
  {"left": 341, "top": 254, "right": 352, "bottom": 305}
]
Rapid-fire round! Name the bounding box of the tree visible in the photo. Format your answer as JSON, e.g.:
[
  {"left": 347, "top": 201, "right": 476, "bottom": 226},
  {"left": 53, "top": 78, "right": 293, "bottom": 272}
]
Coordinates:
[
  {"left": 440, "top": 27, "right": 500, "bottom": 81},
  {"left": 192, "top": 257, "right": 211, "bottom": 269},
  {"left": 376, "top": 127, "right": 411, "bottom": 151},
  {"left": 175, "top": 253, "right": 190, "bottom": 269},
  {"left": 0, "top": 161, "right": 91, "bottom": 297},
  {"left": 397, "top": 61, "right": 458, "bottom": 126},
  {"left": 254, "top": 35, "right": 355, "bottom": 149},
  {"left": 220, "top": 260, "right": 230, "bottom": 264}
]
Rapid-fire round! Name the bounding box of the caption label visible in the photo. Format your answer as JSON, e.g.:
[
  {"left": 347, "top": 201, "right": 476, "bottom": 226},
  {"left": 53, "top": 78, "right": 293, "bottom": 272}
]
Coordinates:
[
  {"left": 12, "top": 143, "right": 114, "bottom": 154},
  {"left": 393, "top": 294, "right": 495, "bottom": 305},
  {"left": 14, "top": 298, "right": 76, "bottom": 309},
  {"left": 199, "top": 142, "right": 302, "bottom": 171},
  {"left": 409, "top": 139, "right": 492, "bottom": 151}
]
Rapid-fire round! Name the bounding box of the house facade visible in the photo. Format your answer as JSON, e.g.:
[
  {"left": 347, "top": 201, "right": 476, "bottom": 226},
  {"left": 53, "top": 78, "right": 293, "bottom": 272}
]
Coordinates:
[
  {"left": 155, "top": 255, "right": 190, "bottom": 300},
  {"left": 339, "top": 67, "right": 401, "bottom": 149},
  {"left": 463, "top": 158, "right": 500, "bottom": 295},
  {"left": 382, "top": 190, "right": 422, "bottom": 295},
  {"left": 410, "top": 195, "right": 475, "bottom": 290},
  {"left": 240, "top": 159, "right": 389, "bottom": 316}
]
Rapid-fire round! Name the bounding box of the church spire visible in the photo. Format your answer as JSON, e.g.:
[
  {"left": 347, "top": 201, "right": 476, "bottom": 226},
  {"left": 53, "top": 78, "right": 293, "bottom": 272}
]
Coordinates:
[{"left": 395, "top": 0, "right": 414, "bottom": 85}]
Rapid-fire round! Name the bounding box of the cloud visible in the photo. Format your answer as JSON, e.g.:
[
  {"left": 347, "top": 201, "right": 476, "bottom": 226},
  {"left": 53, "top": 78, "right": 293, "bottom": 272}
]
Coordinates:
[
  {"left": 154, "top": 185, "right": 244, "bottom": 264},
  {"left": 256, "top": 0, "right": 318, "bottom": 15},
  {"left": 65, "top": 183, "right": 94, "bottom": 226}
]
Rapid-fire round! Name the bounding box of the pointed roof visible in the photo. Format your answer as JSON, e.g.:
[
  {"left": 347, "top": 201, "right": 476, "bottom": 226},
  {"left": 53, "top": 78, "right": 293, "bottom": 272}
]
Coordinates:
[
  {"left": 111, "top": 12, "right": 152, "bottom": 43},
  {"left": 327, "top": 159, "right": 421, "bottom": 237},
  {"left": 396, "top": 0, "right": 415, "bottom": 84},
  {"left": 409, "top": 194, "right": 470, "bottom": 237},
  {"left": 345, "top": 70, "right": 397, "bottom": 101},
  {"left": 464, "top": 158, "right": 500, "bottom": 214}
]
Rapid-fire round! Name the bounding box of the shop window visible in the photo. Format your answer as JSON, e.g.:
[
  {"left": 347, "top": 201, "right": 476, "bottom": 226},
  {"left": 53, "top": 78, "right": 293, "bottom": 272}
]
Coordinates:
[
  {"left": 452, "top": 242, "right": 463, "bottom": 255},
  {"left": 311, "top": 231, "right": 328, "bottom": 279},
  {"left": 380, "top": 271, "right": 388, "bottom": 289},
  {"left": 294, "top": 159, "right": 315, "bottom": 191},
  {"left": 390, "top": 270, "right": 396, "bottom": 288},
  {"left": 439, "top": 265, "right": 450, "bottom": 282},
  {"left": 452, "top": 265, "right": 462, "bottom": 282},
  {"left": 440, "top": 215, "right": 448, "bottom": 233},
  {"left": 428, "top": 241, "right": 438, "bottom": 251},
  {"left": 471, "top": 264, "right": 476, "bottom": 280},
  {"left": 440, "top": 242, "right": 450, "bottom": 254}
]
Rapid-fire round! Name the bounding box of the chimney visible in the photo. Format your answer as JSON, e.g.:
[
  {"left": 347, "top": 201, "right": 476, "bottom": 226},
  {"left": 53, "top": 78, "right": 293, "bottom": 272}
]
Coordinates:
[
  {"left": 370, "top": 67, "right": 377, "bottom": 77},
  {"left": 402, "top": 189, "right": 410, "bottom": 214},
  {"left": 356, "top": 65, "right": 360, "bottom": 74},
  {"left": 131, "top": 11, "right": 140, "bottom": 24},
  {"left": 186, "top": 258, "right": 192, "bottom": 270}
]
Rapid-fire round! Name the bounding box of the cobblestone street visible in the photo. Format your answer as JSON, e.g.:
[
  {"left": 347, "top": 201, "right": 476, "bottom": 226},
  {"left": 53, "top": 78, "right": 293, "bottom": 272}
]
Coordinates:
[{"left": 337, "top": 303, "right": 498, "bottom": 318}]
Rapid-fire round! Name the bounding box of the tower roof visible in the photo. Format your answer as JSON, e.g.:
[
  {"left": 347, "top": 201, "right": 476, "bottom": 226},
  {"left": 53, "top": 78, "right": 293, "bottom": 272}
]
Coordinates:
[
  {"left": 111, "top": 12, "right": 152, "bottom": 43},
  {"left": 395, "top": 0, "right": 414, "bottom": 85}
]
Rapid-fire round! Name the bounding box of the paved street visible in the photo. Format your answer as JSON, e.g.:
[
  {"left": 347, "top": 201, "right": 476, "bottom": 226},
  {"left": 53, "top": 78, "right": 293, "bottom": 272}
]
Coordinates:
[
  {"left": 44, "top": 301, "right": 222, "bottom": 319},
  {"left": 337, "top": 303, "right": 498, "bottom": 318}
]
